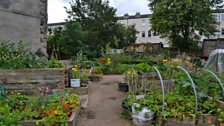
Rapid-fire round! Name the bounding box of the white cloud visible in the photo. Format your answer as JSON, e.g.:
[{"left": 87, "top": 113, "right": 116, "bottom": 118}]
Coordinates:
[
  {"left": 48, "top": 0, "right": 150, "bottom": 23},
  {"left": 48, "top": 0, "right": 70, "bottom": 23},
  {"left": 109, "top": 0, "right": 150, "bottom": 16}
]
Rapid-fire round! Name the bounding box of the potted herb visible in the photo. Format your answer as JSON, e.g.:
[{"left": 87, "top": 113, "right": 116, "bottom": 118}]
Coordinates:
[
  {"left": 70, "top": 65, "right": 80, "bottom": 87},
  {"left": 79, "top": 73, "right": 89, "bottom": 87},
  {"left": 90, "top": 66, "right": 103, "bottom": 82}
]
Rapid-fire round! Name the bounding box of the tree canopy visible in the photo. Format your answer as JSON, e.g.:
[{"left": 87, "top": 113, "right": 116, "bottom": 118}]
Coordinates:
[
  {"left": 66, "top": 0, "right": 120, "bottom": 57},
  {"left": 148, "top": 0, "right": 222, "bottom": 52},
  {"left": 48, "top": 0, "right": 137, "bottom": 59}
]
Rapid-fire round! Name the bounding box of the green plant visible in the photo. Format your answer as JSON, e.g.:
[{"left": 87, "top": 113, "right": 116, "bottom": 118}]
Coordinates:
[
  {"left": 72, "top": 50, "right": 88, "bottom": 68},
  {"left": 0, "top": 91, "right": 80, "bottom": 125},
  {"left": 0, "top": 42, "right": 47, "bottom": 69},
  {"left": 132, "top": 63, "right": 150, "bottom": 74},
  {"left": 0, "top": 101, "right": 23, "bottom": 126},
  {"left": 79, "top": 73, "right": 89, "bottom": 82},
  {"left": 48, "top": 56, "right": 63, "bottom": 68}
]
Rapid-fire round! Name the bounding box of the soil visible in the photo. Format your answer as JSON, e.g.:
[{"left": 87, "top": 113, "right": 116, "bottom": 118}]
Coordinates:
[{"left": 77, "top": 75, "right": 130, "bottom": 126}]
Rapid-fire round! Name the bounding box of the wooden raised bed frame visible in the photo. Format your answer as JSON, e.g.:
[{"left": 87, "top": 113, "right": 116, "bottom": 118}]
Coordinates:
[{"left": 18, "top": 107, "right": 80, "bottom": 126}]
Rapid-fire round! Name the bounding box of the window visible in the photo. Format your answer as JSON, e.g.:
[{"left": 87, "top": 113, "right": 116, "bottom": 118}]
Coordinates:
[
  {"left": 148, "top": 30, "right": 151, "bottom": 37},
  {"left": 222, "top": 14, "right": 224, "bottom": 21},
  {"left": 221, "top": 28, "right": 224, "bottom": 35},
  {"left": 142, "top": 19, "right": 146, "bottom": 26},
  {"left": 153, "top": 31, "right": 159, "bottom": 36},
  {"left": 142, "top": 31, "right": 145, "bottom": 37}
]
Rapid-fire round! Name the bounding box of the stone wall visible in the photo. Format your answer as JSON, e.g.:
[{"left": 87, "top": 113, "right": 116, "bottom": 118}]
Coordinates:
[
  {"left": 0, "top": 68, "right": 65, "bottom": 95},
  {"left": 0, "top": 0, "right": 48, "bottom": 57}
]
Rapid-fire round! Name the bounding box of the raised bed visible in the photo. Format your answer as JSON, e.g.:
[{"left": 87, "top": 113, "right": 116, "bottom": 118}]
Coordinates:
[
  {"left": 18, "top": 107, "right": 80, "bottom": 126},
  {"left": 65, "top": 83, "right": 90, "bottom": 95},
  {"left": 161, "top": 117, "right": 195, "bottom": 126},
  {"left": 103, "top": 71, "right": 122, "bottom": 75},
  {"left": 0, "top": 68, "right": 64, "bottom": 95},
  {"left": 195, "top": 114, "right": 219, "bottom": 126}
]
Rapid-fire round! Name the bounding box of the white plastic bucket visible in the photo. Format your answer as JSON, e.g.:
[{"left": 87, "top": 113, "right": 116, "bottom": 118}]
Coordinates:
[{"left": 70, "top": 78, "right": 80, "bottom": 87}]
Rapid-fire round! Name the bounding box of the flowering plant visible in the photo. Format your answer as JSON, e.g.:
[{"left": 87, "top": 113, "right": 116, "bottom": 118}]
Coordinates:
[
  {"left": 72, "top": 65, "right": 79, "bottom": 78},
  {"left": 124, "top": 68, "right": 138, "bottom": 82},
  {"left": 0, "top": 92, "right": 80, "bottom": 125}
]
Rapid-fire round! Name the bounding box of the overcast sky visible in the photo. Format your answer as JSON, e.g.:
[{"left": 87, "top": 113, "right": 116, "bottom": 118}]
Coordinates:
[{"left": 48, "top": 0, "right": 150, "bottom": 23}]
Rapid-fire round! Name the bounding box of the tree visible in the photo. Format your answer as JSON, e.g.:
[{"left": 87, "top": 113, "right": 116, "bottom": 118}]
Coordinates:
[
  {"left": 148, "top": 0, "right": 222, "bottom": 52},
  {"left": 113, "top": 24, "right": 138, "bottom": 48},
  {"left": 66, "top": 0, "right": 118, "bottom": 57},
  {"left": 48, "top": 0, "right": 137, "bottom": 59},
  {"left": 47, "top": 22, "right": 86, "bottom": 59}
]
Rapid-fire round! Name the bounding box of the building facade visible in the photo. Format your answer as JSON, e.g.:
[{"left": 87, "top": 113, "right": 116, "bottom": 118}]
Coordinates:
[
  {"left": 118, "top": 10, "right": 224, "bottom": 47},
  {"left": 0, "top": 0, "right": 48, "bottom": 57},
  {"left": 48, "top": 9, "right": 224, "bottom": 48}
]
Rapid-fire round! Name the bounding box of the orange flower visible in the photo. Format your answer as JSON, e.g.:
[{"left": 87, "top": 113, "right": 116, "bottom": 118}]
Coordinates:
[
  {"left": 220, "top": 123, "right": 224, "bottom": 126},
  {"left": 23, "top": 107, "right": 27, "bottom": 112},
  {"left": 67, "top": 111, "right": 71, "bottom": 117},
  {"left": 63, "top": 104, "right": 69, "bottom": 109},
  {"left": 207, "top": 118, "right": 212, "bottom": 124},
  {"left": 51, "top": 108, "right": 57, "bottom": 115}
]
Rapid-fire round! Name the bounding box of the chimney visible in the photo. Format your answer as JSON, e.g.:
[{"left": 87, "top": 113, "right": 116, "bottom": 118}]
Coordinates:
[
  {"left": 124, "top": 13, "right": 129, "bottom": 19},
  {"left": 135, "top": 12, "right": 141, "bottom": 18}
]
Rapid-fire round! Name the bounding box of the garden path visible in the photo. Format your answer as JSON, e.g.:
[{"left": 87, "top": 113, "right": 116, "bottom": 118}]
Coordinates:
[{"left": 77, "top": 75, "right": 130, "bottom": 126}]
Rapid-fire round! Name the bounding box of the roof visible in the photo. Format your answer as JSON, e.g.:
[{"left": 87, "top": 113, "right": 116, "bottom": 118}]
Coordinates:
[
  {"left": 48, "top": 9, "right": 224, "bottom": 26},
  {"left": 48, "top": 22, "right": 66, "bottom": 26},
  {"left": 212, "top": 9, "right": 224, "bottom": 13},
  {"left": 117, "top": 14, "right": 151, "bottom": 20}
]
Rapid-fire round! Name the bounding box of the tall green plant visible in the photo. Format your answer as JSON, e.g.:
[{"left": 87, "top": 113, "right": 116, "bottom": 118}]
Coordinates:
[{"left": 0, "top": 42, "right": 47, "bottom": 69}]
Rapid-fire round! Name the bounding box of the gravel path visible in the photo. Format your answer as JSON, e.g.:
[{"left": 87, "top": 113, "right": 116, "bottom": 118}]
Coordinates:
[{"left": 77, "top": 75, "right": 130, "bottom": 126}]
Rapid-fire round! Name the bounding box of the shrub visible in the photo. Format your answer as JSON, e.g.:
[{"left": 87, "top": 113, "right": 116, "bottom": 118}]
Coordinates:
[
  {"left": 0, "top": 42, "right": 47, "bottom": 69},
  {"left": 48, "top": 56, "right": 63, "bottom": 68}
]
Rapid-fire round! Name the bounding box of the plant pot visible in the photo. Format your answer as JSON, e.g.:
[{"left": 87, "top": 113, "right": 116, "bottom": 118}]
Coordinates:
[
  {"left": 72, "top": 84, "right": 90, "bottom": 95},
  {"left": 81, "top": 81, "right": 89, "bottom": 87},
  {"left": 89, "top": 76, "right": 100, "bottom": 82},
  {"left": 131, "top": 105, "right": 155, "bottom": 126},
  {"left": 118, "top": 82, "right": 128, "bottom": 92},
  {"left": 18, "top": 107, "right": 80, "bottom": 126},
  {"left": 70, "top": 78, "right": 80, "bottom": 87}
]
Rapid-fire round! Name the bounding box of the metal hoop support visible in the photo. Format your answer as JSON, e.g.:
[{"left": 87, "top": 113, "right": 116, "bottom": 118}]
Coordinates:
[
  {"left": 153, "top": 67, "right": 165, "bottom": 113},
  {"left": 203, "top": 68, "right": 224, "bottom": 92},
  {"left": 177, "top": 66, "right": 198, "bottom": 114}
]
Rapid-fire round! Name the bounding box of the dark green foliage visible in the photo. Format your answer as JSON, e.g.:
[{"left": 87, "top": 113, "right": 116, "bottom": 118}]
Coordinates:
[
  {"left": 48, "top": 0, "right": 137, "bottom": 59},
  {"left": 0, "top": 42, "right": 47, "bottom": 69},
  {"left": 65, "top": 0, "right": 117, "bottom": 58},
  {"left": 47, "top": 22, "right": 86, "bottom": 59},
  {"left": 71, "top": 50, "right": 95, "bottom": 69},
  {"left": 148, "top": 0, "right": 220, "bottom": 52},
  {"left": 48, "top": 56, "right": 63, "bottom": 68},
  {"left": 47, "top": 0, "right": 137, "bottom": 59},
  {"left": 113, "top": 24, "right": 138, "bottom": 48}
]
